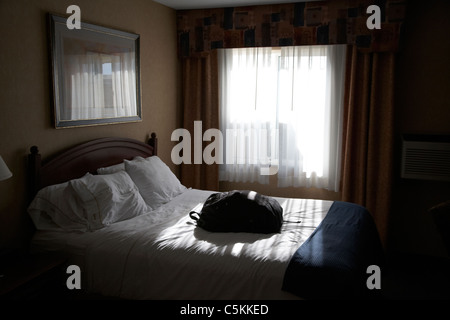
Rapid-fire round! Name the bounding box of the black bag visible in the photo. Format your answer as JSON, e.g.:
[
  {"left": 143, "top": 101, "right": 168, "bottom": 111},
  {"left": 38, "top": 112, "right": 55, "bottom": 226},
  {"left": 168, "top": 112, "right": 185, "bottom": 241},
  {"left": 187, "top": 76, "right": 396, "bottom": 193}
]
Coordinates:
[{"left": 189, "top": 190, "right": 283, "bottom": 234}]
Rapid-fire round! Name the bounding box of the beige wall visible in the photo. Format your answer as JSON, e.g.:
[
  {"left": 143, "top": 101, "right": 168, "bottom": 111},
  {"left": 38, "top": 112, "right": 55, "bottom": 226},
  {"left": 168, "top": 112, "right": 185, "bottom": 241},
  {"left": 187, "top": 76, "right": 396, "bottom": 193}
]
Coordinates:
[
  {"left": 391, "top": 0, "right": 450, "bottom": 257},
  {"left": 0, "top": 0, "right": 179, "bottom": 248}
]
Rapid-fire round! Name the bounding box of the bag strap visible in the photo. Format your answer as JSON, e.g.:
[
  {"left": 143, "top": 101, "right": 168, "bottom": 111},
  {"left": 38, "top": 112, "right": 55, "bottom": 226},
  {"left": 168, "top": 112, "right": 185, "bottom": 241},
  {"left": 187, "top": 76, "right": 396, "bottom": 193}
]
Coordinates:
[{"left": 189, "top": 211, "right": 200, "bottom": 221}]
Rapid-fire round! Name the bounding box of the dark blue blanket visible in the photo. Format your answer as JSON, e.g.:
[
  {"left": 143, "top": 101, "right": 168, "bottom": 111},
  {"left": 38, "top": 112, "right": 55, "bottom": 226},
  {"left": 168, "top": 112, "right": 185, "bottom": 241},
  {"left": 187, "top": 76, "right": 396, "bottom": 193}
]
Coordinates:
[{"left": 282, "top": 201, "right": 384, "bottom": 299}]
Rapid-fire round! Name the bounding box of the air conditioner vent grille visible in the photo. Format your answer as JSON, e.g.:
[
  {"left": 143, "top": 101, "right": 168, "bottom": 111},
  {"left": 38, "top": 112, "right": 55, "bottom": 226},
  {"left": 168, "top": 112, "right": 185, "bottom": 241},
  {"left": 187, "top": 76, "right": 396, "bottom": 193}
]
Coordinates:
[{"left": 401, "top": 137, "right": 450, "bottom": 182}]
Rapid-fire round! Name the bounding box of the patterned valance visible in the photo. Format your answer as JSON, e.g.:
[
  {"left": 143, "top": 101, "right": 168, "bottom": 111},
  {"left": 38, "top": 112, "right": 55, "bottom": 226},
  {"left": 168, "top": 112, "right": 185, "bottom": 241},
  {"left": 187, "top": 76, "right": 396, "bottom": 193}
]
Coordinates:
[{"left": 177, "top": 0, "right": 407, "bottom": 57}]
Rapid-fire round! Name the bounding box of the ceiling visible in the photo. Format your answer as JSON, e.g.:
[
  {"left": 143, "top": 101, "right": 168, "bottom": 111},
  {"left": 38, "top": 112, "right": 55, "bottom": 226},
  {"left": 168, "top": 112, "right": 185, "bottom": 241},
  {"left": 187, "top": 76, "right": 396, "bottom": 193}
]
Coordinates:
[{"left": 153, "top": 0, "right": 315, "bottom": 10}]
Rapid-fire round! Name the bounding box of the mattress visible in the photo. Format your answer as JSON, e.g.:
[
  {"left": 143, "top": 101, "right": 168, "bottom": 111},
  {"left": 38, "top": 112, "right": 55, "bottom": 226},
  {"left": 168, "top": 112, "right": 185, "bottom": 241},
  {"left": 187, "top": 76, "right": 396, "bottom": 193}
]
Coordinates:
[{"left": 30, "top": 188, "right": 333, "bottom": 300}]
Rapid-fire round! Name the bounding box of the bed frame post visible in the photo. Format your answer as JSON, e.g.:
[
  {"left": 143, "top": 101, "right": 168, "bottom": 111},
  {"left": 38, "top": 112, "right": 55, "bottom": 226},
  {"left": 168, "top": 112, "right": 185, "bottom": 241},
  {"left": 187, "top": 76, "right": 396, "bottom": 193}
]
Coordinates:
[
  {"left": 28, "top": 146, "right": 41, "bottom": 203},
  {"left": 148, "top": 132, "right": 157, "bottom": 156}
]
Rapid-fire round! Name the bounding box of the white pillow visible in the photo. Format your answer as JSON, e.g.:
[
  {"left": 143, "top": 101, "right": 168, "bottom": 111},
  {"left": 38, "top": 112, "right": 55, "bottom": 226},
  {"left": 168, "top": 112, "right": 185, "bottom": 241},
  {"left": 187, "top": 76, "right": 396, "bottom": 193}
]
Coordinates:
[
  {"left": 96, "top": 157, "right": 147, "bottom": 174},
  {"left": 124, "top": 156, "right": 187, "bottom": 210},
  {"left": 28, "top": 182, "right": 88, "bottom": 232},
  {"left": 70, "top": 171, "right": 150, "bottom": 230},
  {"left": 97, "top": 162, "right": 125, "bottom": 174}
]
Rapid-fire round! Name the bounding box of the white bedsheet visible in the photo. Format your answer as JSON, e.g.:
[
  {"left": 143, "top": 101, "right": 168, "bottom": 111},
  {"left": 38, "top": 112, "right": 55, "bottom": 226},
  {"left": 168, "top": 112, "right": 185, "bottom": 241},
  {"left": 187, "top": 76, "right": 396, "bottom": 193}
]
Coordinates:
[{"left": 31, "top": 189, "right": 333, "bottom": 300}]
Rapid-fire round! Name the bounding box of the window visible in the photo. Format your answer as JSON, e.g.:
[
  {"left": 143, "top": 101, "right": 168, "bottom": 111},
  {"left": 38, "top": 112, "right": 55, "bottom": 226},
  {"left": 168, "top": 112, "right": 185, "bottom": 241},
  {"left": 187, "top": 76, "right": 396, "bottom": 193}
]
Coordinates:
[{"left": 218, "top": 45, "right": 347, "bottom": 191}]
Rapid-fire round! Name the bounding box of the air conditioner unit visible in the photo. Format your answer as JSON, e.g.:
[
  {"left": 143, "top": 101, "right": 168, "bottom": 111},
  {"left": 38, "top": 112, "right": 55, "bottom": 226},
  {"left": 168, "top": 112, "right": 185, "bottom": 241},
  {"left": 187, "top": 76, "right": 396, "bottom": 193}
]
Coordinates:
[{"left": 401, "top": 135, "right": 450, "bottom": 182}]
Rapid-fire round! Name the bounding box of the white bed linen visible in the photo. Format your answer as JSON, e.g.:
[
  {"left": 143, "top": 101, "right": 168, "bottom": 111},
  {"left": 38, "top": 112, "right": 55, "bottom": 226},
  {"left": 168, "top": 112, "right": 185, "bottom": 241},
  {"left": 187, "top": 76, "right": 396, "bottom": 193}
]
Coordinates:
[{"left": 31, "top": 189, "right": 332, "bottom": 300}]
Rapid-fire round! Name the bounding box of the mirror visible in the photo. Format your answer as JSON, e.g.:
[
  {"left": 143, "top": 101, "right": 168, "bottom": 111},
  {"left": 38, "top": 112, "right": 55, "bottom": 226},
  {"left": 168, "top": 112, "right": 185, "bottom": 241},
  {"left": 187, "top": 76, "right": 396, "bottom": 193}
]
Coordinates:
[{"left": 49, "top": 14, "right": 141, "bottom": 128}]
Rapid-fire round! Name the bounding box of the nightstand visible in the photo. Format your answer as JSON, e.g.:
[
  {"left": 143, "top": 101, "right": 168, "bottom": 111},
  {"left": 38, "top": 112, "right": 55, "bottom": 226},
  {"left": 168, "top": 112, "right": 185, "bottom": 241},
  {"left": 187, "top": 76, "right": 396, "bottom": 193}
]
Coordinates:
[{"left": 0, "top": 250, "right": 68, "bottom": 300}]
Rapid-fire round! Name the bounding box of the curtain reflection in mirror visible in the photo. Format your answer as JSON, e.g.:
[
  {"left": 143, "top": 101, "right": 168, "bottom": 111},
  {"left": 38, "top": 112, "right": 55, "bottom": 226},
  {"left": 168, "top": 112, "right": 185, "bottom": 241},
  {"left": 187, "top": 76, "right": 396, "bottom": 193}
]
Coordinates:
[{"left": 65, "top": 52, "right": 137, "bottom": 121}]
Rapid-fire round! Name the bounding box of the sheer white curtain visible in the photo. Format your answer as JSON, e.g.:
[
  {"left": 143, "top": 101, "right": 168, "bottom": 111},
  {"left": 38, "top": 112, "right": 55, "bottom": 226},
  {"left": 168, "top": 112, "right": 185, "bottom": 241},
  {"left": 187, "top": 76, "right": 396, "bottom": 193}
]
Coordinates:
[
  {"left": 110, "top": 52, "right": 137, "bottom": 117},
  {"left": 66, "top": 52, "right": 136, "bottom": 120},
  {"left": 218, "top": 47, "right": 277, "bottom": 184},
  {"left": 68, "top": 52, "right": 105, "bottom": 120},
  {"left": 218, "top": 45, "right": 346, "bottom": 191}
]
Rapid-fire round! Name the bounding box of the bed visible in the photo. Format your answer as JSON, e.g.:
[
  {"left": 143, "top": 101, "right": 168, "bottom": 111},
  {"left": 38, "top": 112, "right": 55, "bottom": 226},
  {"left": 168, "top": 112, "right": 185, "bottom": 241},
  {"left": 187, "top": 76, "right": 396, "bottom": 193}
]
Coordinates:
[{"left": 26, "top": 134, "right": 384, "bottom": 300}]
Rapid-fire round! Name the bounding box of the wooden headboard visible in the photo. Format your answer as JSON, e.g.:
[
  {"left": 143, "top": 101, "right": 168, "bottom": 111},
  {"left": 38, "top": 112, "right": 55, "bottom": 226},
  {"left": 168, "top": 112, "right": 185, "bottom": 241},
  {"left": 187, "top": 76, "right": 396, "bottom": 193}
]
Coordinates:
[{"left": 28, "top": 133, "right": 157, "bottom": 202}]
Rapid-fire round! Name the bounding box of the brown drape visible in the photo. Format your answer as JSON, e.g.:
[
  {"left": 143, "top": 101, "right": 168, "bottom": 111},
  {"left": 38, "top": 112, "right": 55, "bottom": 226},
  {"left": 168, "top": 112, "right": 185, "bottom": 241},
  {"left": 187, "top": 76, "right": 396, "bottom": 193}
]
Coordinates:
[
  {"left": 180, "top": 51, "right": 219, "bottom": 191},
  {"left": 341, "top": 45, "right": 396, "bottom": 248}
]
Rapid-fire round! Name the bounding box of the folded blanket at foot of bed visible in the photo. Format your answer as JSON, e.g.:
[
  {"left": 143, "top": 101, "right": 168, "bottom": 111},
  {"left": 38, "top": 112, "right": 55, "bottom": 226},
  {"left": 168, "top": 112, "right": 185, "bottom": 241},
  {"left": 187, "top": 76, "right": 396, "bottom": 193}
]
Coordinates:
[{"left": 282, "top": 201, "right": 385, "bottom": 299}]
